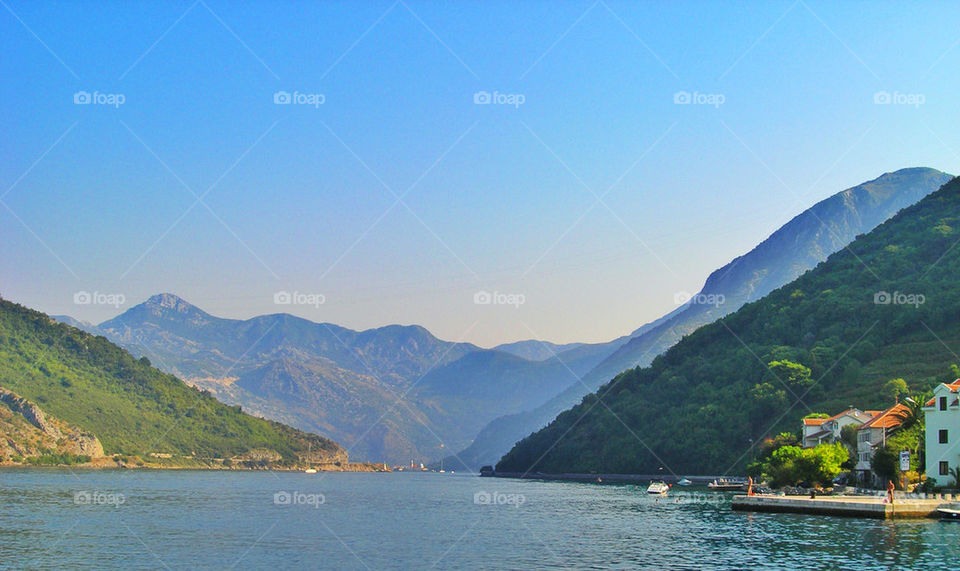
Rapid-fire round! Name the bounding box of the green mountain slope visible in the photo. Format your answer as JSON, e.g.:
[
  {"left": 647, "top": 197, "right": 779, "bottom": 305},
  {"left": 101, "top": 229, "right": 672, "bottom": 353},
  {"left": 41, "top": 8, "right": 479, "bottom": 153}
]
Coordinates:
[
  {"left": 497, "top": 175, "right": 960, "bottom": 475},
  {"left": 459, "top": 167, "right": 952, "bottom": 470},
  {"left": 0, "top": 298, "right": 345, "bottom": 465}
]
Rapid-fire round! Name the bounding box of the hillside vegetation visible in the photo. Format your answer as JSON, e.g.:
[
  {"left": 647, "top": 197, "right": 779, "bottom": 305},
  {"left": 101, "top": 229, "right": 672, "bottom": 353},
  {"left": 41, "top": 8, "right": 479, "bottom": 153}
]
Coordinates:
[
  {"left": 0, "top": 298, "right": 345, "bottom": 465},
  {"left": 456, "top": 167, "right": 951, "bottom": 469},
  {"left": 498, "top": 176, "right": 960, "bottom": 475}
]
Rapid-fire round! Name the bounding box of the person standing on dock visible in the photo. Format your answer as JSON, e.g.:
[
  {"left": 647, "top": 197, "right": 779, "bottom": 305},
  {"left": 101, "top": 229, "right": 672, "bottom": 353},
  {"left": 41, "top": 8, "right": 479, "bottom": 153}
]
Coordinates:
[
  {"left": 747, "top": 476, "right": 754, "bottom": 496},
  {"left": 887, "top": 480, "right": 895, "bottom": 504}
]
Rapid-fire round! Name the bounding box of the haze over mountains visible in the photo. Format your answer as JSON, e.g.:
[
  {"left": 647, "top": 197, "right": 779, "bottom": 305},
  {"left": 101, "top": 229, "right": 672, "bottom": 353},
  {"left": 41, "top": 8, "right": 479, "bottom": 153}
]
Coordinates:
[
  {"left": 61, "top": 294, "right": 669, "bottom": 464},
  {"left": 498, "top": 173, "right": 960, "bottom": 475},
  {"left": 54, "top": 167, "right": 951, "bottom": 468},
  {"left": 73, "top": 294, "right": 622, "bottom": 463},
  {"left": 449, "top": 167, "right": 953, "bottom": 469}
]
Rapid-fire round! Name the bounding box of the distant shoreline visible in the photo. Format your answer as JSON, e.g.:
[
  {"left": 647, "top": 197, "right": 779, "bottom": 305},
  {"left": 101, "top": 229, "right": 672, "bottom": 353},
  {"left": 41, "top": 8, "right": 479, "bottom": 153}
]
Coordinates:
[
  {"left": 487, "top": 472, "right": 742, "bottom": 484},
  {"left": 0, "top": 459, "right": 391, "bottom": 472}
]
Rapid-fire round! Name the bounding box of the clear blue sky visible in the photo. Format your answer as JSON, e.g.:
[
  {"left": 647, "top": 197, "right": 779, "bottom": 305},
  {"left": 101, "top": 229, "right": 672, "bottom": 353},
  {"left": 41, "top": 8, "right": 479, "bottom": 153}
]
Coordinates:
[{"left": 2, "top": 0, "right": 958, "bottom": 347}]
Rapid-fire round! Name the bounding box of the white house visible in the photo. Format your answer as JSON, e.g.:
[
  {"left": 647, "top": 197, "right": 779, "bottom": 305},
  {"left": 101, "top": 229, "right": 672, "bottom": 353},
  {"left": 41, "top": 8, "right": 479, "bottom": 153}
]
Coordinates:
[
  {"left": 924, "top": 379, "right": 960, "bottom": 486},
  {"left": 801, "top": 408, "right": 875, "bottom": 448},
  {"left": 855, "top": 403, "right": 908, "bottom": 486},
  {"left": 801, "top": 416, "right": 828, "bottom": 447}
]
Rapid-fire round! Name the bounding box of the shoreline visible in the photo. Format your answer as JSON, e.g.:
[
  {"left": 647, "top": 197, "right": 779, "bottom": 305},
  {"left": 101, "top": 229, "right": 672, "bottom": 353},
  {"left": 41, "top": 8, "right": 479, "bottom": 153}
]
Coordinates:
[
  {"left": 486, "top": 472, "right": 740, "bottom": 484},
  {"left": 0, "top": 459, "right": 391, "bottom": 472}
]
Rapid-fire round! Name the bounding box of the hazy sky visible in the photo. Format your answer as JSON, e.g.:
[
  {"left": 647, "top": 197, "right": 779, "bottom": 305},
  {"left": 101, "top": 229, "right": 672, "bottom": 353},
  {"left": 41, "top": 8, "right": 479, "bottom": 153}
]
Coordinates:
[{"left": 2, "top": 1, "right": 958, "bottom": 347}]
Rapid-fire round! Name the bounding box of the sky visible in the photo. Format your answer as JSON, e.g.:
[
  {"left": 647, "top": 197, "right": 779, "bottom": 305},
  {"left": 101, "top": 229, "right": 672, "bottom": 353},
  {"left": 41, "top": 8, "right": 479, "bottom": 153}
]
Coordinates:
[{"left": 2, "top": 0, "right": 959, "bottom": 347}]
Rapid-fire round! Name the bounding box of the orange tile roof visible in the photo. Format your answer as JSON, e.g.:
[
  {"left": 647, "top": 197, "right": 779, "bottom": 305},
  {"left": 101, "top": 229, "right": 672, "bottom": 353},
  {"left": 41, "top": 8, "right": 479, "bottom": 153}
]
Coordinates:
[
  {"left": 924, "top": 379, "right": 960, "bottom": 407},
  {"left": 825, "top": 408, "right": 871, "bottom": 422},
  {"left": 859, "top": 403, "right": 909, "bottom": 430},
  {"left": 803, "top": 418, "right": 827, "bottom": 426}
]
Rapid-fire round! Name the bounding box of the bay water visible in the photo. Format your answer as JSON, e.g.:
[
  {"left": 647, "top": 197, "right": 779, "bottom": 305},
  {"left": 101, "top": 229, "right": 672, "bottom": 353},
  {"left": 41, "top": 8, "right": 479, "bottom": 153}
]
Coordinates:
[{"left": 2, "top": 469, "right": 958, "bottom": 569}]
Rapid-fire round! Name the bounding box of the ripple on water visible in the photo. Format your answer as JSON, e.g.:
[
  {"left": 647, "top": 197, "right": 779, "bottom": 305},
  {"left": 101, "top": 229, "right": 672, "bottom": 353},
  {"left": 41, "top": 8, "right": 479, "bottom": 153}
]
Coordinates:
[{"left": 1, "top": 470, "right": 959, "bottom": 569}]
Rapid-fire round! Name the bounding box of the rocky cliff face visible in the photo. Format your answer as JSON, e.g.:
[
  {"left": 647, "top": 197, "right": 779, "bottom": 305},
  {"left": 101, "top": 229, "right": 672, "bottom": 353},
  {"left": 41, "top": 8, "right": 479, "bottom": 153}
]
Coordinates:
[{"left": 0, "top": 387, "right": 105, "bottom": 459}]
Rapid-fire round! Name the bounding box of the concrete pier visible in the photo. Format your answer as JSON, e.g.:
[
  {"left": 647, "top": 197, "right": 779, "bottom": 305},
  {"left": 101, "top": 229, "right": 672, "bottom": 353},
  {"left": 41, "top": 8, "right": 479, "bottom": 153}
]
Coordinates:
[{"left": 731, "top": 495, "right": 949, "bottom": 519}]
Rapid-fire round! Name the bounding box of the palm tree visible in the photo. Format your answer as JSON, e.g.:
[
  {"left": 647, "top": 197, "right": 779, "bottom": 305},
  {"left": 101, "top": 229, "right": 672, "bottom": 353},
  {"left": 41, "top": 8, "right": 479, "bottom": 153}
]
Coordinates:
[
  {"left": 950, "top": 465, "right": 960, "bottom": 489},
  {"left": 894, "top": 396, "right": 924, "bottom": 431},
  {"left": 893, "top": 396, "right": 926, "bottom": 473}
]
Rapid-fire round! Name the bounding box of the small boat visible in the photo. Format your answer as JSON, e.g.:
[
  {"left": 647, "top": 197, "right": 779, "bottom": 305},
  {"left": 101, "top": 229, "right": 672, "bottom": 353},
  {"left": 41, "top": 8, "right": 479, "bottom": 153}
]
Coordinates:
[
  {"left": 707, "top": 478, "right": 746, "bottom": 491},
  {"left": 676, "top": 478, "right": 693, "bottom": 486},
  {"left": 646, "top": 480, "right": 670, "bottom": 494},
  {"left": 304, "top": 468, "right": 317, "bottom": 474},
  {"left": 937, "top": 504, "right": 960, "bottom": 520}
]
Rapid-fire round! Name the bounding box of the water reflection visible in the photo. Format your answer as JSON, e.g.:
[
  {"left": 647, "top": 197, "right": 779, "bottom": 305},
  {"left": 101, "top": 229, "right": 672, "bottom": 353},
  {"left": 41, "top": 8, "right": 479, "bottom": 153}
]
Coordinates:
[{"left": 1, "top": 470, "right": 958, "bottom": 569}]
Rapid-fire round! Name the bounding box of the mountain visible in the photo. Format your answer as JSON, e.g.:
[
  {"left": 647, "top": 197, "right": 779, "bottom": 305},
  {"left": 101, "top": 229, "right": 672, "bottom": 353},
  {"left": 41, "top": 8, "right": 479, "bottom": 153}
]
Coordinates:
[
  {"left": 0, "top": 298, "right": 344, "bottom": 467},
  {"left": 50, "top": 315, "right": 100, "bottom": 336},
  {"left": 99, "top": 293, "right": 477, "bottom": 387},
  {"left": 453, "top": 167, "right": 953, "bottom": 469},
  {"left": 493, "top": 340, "right": 586, "bottom": 361},
  {"left": 93, "top": 294, "right": 602, "bottom": 463},
  {"left": 497, "top": 174, "right": 960, "bottom": 475}
]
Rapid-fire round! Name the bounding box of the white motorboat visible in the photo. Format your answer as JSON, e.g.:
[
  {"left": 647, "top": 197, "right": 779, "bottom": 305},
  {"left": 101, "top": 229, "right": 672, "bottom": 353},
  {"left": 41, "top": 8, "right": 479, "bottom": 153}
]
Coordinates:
[
  {"left": 707, "top": 478, "right": 746, "bottom": 491},
  {"left": 646, "top": 480, "right": 670, "bottom": 494},
  {"left": 676, "top": 478, "right": 693, "bottom": 486},
  {"left": 937, "top": 504, "right": 960, "bottom": 520}
]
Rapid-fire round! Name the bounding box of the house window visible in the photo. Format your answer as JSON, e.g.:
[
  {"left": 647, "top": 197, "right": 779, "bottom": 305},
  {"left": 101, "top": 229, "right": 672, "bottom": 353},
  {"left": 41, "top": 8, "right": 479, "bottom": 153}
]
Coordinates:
[
  {"left": 941, "top": 461, "right": 950, "bottom": 476},
  {"left": 941, "top": 396, "right": 948, "bottom": 411},
  {"left": 940, "top": 429, "right": 949, "bottom": 444}
]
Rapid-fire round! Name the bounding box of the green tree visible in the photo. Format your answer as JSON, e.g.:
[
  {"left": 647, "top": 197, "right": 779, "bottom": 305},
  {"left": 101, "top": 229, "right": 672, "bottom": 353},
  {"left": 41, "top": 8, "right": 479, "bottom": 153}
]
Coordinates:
[
  {"left": 768, "top": 360, "right": 813, "bottom": 391},
  {"left": 802, "top": 443, "right": 848, "bottom": 486},
  {"left": 840, "top": 424, "right": 858, "bottom": 451},
  {"left": 763, "top": 445, "right": 805, "bottom": 487},
  {"left": 883, "top": 378, "right": 909, "bottom": 403},
  {"left": 839, "top": 424, "right": 859, "bottom": 470},
  {"left": 761, "top": 443, "right": 847, "bottom": 487},
  {"left": 871, "top": 445, "right": 900, "bottom": 487},
  {"left": 894, "top": 396, "right": 925, "bottom": 432},
  {"left": 747, "top": 433, "right": 799, "bottom": 478}
]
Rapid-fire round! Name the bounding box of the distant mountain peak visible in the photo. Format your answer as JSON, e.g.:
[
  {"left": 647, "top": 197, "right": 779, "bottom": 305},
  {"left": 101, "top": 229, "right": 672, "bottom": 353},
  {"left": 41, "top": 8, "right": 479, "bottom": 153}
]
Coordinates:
[
  {"left": 100, "top": 293, "right": 216, "bottom": 334},
  {"left": 144, "top": 293, "right": 199, "bottom": 313}
]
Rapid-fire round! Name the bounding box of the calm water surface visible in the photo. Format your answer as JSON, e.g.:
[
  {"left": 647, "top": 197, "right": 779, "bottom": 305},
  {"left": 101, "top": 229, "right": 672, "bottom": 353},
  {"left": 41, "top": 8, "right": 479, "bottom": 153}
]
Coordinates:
[{"left": 1, "top": 469, "right": 958, "bottom": 569}]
